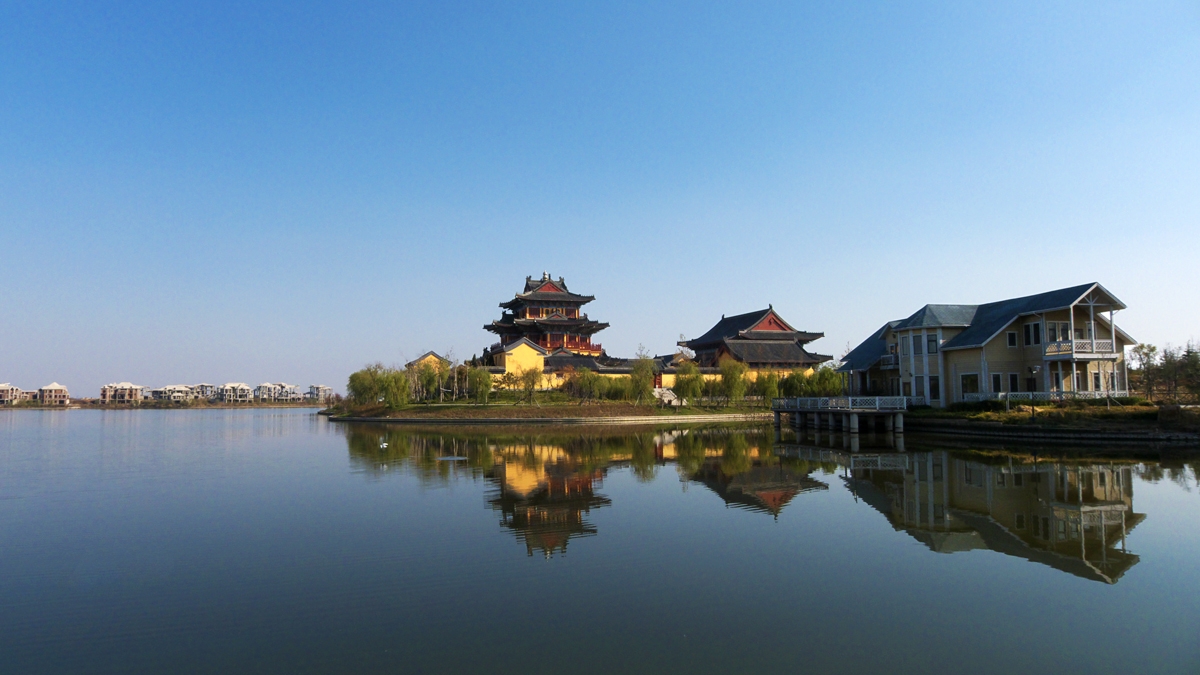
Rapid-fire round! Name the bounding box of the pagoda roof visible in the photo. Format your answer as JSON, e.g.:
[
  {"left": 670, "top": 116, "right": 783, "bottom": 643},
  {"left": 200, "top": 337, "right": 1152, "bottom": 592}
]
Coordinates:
[
  {"left": 485, "top": 314, "right": 609, "bottom": 334},
  {"left": 499, "top": 273, "right": 596, "bottom": 308},
  {"left": 681, "top": 307, "right": 823, "bottom": 350},
  {"left": 721, "top": 339, "right": 832, "bottom": 367}
]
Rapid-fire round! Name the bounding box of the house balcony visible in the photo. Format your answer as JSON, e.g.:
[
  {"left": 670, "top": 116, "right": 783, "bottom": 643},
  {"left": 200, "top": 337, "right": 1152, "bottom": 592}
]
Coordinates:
[
  {"left": 1043, "top": 339, "right": 1117, "bottom": 360},
  {"left": 879, "top": 354, "right": 899, "bottom": 369}
]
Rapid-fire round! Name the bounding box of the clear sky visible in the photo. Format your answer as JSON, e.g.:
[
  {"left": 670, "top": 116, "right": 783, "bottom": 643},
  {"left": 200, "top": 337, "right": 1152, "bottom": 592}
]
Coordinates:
[{"left": 3, "top": 1, "right": 1198, "bottom": 395}]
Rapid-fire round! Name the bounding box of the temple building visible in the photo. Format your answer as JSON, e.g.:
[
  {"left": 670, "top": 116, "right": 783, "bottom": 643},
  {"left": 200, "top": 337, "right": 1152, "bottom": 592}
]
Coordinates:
[
  {"left": 680, "top": 307, "right": 831, "bottom": 370},
  {"left": 484, "top": 273, "right": 609, "bottom": 357}
]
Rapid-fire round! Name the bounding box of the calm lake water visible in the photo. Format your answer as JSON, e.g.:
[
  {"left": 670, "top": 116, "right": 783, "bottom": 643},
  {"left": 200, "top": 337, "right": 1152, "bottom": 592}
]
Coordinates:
[{"left": 2, "top": 409, "right": 1198, "bottom": 674}]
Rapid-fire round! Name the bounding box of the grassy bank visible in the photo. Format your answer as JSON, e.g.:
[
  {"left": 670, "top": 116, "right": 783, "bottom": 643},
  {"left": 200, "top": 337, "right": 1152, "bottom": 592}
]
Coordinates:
[
  {"left": 907, "top": 400, "right": 1200, "bottom": 433},
  {"left": 327, "top": 398, "right": 771, "bottom": 420}
]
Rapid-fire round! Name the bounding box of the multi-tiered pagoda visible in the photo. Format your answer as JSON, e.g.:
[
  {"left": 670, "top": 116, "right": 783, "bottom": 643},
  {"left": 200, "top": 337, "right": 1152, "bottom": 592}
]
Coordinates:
[{"left": 484, "top": 273, "right": 608, "bottom": 356}]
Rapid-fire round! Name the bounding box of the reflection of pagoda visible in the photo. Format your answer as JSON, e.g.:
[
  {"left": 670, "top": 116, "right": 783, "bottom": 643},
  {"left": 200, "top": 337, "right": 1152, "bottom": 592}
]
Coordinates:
[
  {"left": 484, "top": 273, "right": 609, "bottom": 356},
  {"left": 692, "top": 459, "right": 828, "bottom": 518},
  {"left": 489, "top": 459, "right": 611, "bottom": 558},
  {"left": 838, "top": 450, "right": 1144, "bottom": 584}
]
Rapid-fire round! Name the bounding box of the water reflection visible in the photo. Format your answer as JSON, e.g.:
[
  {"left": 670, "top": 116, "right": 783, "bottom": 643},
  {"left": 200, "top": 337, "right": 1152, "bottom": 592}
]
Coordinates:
[
  {"left": 343, "top": 424, "right": 1158, "bottom": 582},
  {"left": 779, "top": 442, "right": 1144, "bottom": 584},
  {"left": 344, "top": 426, "right": 826, "bottom": 553}
]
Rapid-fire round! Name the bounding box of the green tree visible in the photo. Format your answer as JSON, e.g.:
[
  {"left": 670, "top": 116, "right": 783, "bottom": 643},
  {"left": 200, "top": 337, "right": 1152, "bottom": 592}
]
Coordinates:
[
  {"left": 779, "top": 369, "right": 806, "bottom": 397},
  {"left": 1130, "top": 343, "right": 1159, "bottom": 400},
  {"left": 630, "top": 357, "right": 656, "bottom": 404},
  {"left": 517, "top": 367, "right": 541, "bottom": 404},
  {"left": 719, "top": 357, "right": 748, "bottom": 403},
  {"left": 347, "top": 363, "right": 386, "bottom": 404},
  {"left": 756, "top": 371, "right": 780, "bottom": 407},
  {"left": 808, "top": 363, "right": 844, "bottom": 396},
  {"left": 672, "top": 360, "right": 704, "bottom": 404},
  {"left": 467, "top": 368, "right": 492, "bottom": 404},
  {"left": 347, "top": 363, "right": 409, "bottom": 409}
]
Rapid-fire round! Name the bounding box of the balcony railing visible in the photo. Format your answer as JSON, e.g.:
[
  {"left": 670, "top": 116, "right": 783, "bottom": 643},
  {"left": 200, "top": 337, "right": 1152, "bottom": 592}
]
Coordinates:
[
  {"left": 1044, "top": 339, "right": 1116, "bottom": 356},
  {"left": 879, "top": 354, "right": 899, "bottom": 369}
]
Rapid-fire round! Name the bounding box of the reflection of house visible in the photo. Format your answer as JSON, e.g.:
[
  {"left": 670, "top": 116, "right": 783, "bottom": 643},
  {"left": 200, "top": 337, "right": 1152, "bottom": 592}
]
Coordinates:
[
  {"left": 844, "top": 451, "right": 1142, "bottom": 583},
  {"left": 691, "top": 458, "right": 828, "bottom": 518},
  {"left": 488, "top": 458, "right": 611, "bottom": 558},
  {"left": 840, "top": 283, "right": 1134, "bottom": 405}
]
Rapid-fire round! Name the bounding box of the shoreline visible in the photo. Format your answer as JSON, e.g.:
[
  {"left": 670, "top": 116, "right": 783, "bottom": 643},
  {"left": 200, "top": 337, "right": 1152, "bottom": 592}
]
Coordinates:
[
  {"left": 903, "top": 417, "right": 1199, "bottom": 444},
  {"left": 1, "top": 404, "right": 324, "bottom": 411},
  {"left": 328, "top": 412, "right": 772, "bottom": 426}
]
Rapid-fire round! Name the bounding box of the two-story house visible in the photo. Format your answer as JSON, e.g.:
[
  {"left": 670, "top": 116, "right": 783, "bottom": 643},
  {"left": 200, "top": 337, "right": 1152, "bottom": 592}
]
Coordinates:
[{"left": 840, "top": 282, "right": 1134, "bottom": 406}]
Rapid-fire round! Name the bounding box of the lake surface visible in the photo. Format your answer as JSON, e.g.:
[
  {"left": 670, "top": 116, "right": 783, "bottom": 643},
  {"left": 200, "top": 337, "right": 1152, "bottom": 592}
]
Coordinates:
[{"left": 1, "top": 409, "right": 1198, "bottom": 674}]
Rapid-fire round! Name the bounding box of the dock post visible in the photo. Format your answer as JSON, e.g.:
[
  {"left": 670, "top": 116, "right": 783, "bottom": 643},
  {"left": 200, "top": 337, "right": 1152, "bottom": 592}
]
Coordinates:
[
  {"left": 773, "top": 411, "right": 780, "bottom": 428},
  {"left": 827, "top": 412, "right": 835, "bottom": 430},
  {"left": 894, "top": 412, "right": 904, "bottom": 433},
  {"left": 849, "top": 413, "right": 859, "bottom": 434},
  {"left": 884, "top": 414, "right": 894, "bottom": 432},
  {"left": 810, "top": 412, "right": 819, "bottom": 429}
]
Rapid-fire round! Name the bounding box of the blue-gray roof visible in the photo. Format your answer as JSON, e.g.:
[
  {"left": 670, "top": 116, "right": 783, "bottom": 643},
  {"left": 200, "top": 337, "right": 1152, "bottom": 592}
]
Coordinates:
[
  {"left": 838, "top": 321, "right": 900, "bottom": 372},
  {"left": 941, "top": 283, "right": 1109, "bottom": 350}
]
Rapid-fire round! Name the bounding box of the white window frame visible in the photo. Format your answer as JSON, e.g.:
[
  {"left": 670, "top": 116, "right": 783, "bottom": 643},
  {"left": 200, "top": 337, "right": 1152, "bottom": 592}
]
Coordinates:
[{"left": 1007, "top": 331, "right": 1018, "bottom": 348}]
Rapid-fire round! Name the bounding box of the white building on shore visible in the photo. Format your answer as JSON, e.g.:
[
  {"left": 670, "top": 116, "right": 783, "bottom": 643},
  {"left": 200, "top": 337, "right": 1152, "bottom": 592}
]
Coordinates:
[
  {"left": 38, "top": 383, "right": 70, "bottom": 406},
  {"left": 218, "top": 383, "right": 253, "bottom": 403},
  {"left": 306, "top": 385, "right": 334, "bottom": 403},
  {"left": 100, "top": 382, "right": 145, "bottom": 404},
  {"left": 151, "top": 385, "right": 195, "bottom": 402}
]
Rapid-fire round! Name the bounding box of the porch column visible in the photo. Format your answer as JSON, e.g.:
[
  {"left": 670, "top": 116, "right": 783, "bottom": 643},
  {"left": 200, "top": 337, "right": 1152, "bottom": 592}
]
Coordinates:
[
  {"left": 894, "top": 412, "right": 904, "bottom": 433},
  {"left": 849, "top": 413, "right": 859, "bottom": 434},
  {"left": 1090, "top": 302, "right": 1096, "bottom": 353}
]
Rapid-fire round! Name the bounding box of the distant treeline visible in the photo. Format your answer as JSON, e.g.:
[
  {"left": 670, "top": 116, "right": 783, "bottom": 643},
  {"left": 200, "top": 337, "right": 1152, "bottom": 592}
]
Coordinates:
[
  {"left": 342, "top": 356, "right": 844, "bottom": 412},
  {"left": 1129, "top": 341, "right": 1200, "bottom": 403}
]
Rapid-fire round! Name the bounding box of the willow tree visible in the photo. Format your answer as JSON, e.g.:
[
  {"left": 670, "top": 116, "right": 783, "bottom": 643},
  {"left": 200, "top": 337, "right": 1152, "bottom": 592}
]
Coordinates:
[
  {"left": 672, "top": 360, "right": 703, "bottom": 405},
  {"left": 719, "top": 357, "right": 748, "bottom": 403}
]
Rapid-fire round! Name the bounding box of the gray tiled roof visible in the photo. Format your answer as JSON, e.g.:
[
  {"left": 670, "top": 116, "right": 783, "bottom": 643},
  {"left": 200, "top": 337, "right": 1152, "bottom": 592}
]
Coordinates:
[
  {"left": 723, "top": 339, "right": 831, "bottom": 367},
  {"left": 682, "top": 308, "right": 821, "bottom": 349},
  {"left": 894, "top": 304, "right": 978, "bottom": 329}
]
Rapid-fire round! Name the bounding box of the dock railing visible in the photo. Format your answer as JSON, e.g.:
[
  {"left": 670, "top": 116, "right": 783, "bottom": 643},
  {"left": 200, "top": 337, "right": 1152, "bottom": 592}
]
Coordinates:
[
  {"left": 963, "top": 391, "right": 1129, "bottom": 403},
  {"left": 771, "top": 396, "right": 917, "bottom": 412}
]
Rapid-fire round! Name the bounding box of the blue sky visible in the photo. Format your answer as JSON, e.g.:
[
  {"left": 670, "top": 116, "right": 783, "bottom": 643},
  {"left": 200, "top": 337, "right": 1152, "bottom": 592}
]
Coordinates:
[{"left": 3, "top": 1, "right": 1198, "bottom": 395}]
